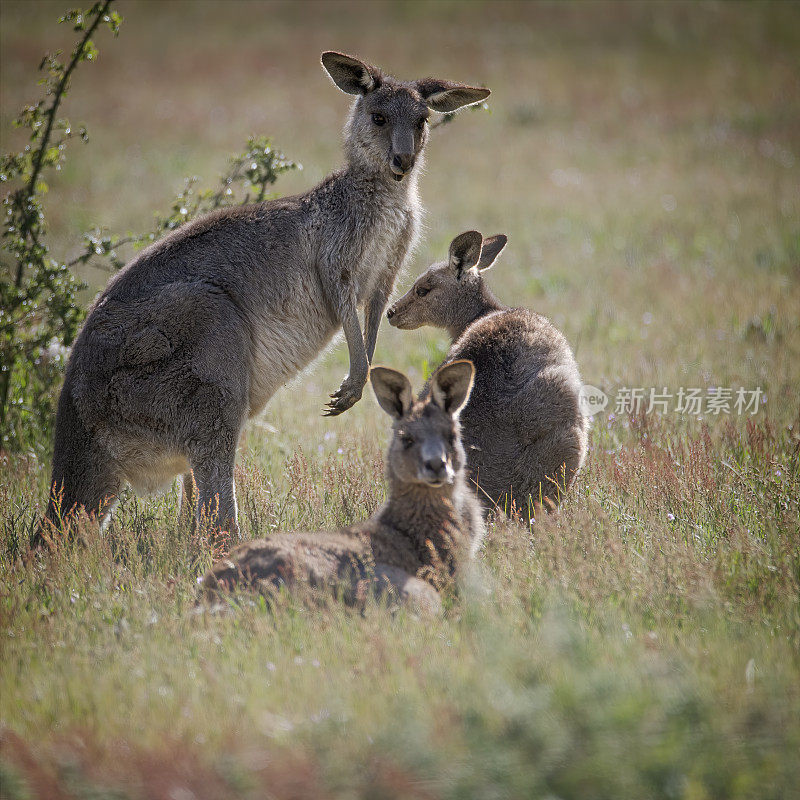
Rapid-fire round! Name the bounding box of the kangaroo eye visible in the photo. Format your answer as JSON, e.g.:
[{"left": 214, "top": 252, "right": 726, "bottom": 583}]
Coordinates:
[
  {"left": 415, "top": 286, "right": 429, "bottom": 297},
  {"left": 371, "top": 113, "right": 386, "bottom": 126},
  {"left": 417, "top": 117, "right": 427, "bottom": 130},
  {"left": 401, "top": 434, "right": 415, "bottom": 449}
]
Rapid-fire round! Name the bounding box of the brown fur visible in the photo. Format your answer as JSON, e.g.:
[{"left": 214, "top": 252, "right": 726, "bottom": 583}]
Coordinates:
[
  {"left": 42, "top": 53, "right": 490, "bottom": 539},
  {"left": 388, "top": 231, "right": 589, "bottom": 521},
  {"left": 199, "top": 361, "right": 483, "bottom": 613}
]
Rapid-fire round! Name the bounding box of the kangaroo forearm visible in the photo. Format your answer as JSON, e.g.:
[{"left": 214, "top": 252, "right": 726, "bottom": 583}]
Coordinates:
[
  {"left": 322, "top": 277, "right": 370, "bottom": 414},
  {"left": 363, "top": 289, "right": 390, "bottom": 363},
  {"left": 364, "top": 250, "right": 407, "bottom": 362},
  {"left": 337, "top": 297, "right": 368, "bottom": 379}
]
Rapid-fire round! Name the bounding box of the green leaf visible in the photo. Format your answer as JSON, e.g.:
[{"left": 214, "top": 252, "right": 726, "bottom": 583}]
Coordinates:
[
  {"left": 80, "top": 40, "right": 99, "bottom": 63},
  {"left": 103, "top": 10, "right": 123, "bottom": 35}
]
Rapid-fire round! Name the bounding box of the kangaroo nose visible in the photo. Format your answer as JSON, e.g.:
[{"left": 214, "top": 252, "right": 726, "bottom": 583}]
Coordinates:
[
  {"left": 424, "top": 455, "right": 446, "bottom": 476},
  {"left": 392, "top": 153, "right": 414, "bottom": 174}
]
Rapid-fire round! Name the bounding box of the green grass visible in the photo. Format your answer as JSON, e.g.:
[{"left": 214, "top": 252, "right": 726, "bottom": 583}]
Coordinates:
[{"left": 1, "top": 1, "right": 799, "bottom": 797}]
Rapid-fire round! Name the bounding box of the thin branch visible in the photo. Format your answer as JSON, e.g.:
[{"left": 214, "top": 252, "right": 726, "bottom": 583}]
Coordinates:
[
  {"left": 15, "top": 0, "right": 113, "bottom": 290},
  {"left": 66, "top": 234, "right": 138, "bottom": 268}
]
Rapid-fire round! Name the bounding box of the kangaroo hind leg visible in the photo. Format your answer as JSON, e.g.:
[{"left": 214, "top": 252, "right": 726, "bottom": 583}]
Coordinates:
[
  {"left": 41, "top": 381, "right": 121, "bottom": 540},
  {"left": 191, "top": 449, "right": 239, "bottom": 546}
]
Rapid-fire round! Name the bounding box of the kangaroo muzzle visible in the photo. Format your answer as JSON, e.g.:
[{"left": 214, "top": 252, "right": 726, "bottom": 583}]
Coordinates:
[
  {"left": 390, "top": 129, "right": 416, "bottom": 181},
  {"left": 418, "top": 441, "right": 453, "bottom": 486},
  {"left": 390, "top": 152, "right": 415, "bottom": 180},
  {"left": 386, "top": 298, "right": 415, "bottom": 328}
]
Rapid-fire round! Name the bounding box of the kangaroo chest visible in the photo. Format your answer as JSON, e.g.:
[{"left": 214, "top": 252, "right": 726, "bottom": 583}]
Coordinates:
[
  {"left": 245, "top": 182, "right": 418, "bottom": 416},
  {"left": 348, "top": 196, "right": 418, "bottom": 304}
]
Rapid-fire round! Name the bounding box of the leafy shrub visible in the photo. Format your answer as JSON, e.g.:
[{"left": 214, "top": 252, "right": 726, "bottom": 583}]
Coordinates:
[
  {"left": 1, "top": 2, "right": 120, "bottom": 455},
  {"left": 0, "top": 1, "right": 299, "bottom": 457}
]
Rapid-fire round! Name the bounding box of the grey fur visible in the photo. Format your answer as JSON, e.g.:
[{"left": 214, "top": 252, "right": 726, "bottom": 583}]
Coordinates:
[
  {"left": 387, "top": 231, "right": 589, "bottom": 520},
  {"left": 198, "top": 361, "right": 484, "bottom": 613},
  {"left": 44, "top": 52, "right": 490, "bottom": 536}
]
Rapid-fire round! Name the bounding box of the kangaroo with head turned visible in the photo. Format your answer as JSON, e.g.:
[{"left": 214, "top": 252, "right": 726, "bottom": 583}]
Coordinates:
[
  {"left": 44, "top": 52, "right": 490, "bottom": 538},
  {"left": 387, "top": 231, "right": 588, "bottom": 520},
  {"left": 199, "top": 361, "right": 483, "bottom": 614}
]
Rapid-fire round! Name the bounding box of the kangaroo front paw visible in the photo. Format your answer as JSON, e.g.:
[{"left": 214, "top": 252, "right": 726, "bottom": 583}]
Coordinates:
[{"left": 323, "top": 375, "right": 365, "bottom": 416}]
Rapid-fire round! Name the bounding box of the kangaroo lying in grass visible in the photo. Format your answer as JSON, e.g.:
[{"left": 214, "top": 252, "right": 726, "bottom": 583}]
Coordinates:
[
  {"left": 44, "top": 52, "right": 490, "bottom": 537},
  {"left": 387, "top": 231, "right": 588, "bottom": 520},
  {"left": 199, "top": 361, "right": 483, "bottom": 614}
]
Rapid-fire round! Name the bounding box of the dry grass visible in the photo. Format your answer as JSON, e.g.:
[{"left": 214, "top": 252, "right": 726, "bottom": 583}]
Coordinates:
[{"left": 1, "top": 1, "right": 799, "bottom": 797}]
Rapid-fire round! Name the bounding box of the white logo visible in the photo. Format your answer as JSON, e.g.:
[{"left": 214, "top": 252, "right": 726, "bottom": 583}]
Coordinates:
[{"left": 578, "top": 384, "right": 608, "bottom": 417}]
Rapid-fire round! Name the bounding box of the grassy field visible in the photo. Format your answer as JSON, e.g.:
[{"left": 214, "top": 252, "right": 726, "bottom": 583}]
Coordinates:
[{"left": 1, "top": 1, "right": 799, "bottom": 797}]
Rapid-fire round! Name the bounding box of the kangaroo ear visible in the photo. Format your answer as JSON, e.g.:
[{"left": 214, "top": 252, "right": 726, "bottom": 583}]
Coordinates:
[
  {"left": 370, "top": 367, "right": 413, "bottom": 419},
  {"left": 416, "top": 78, "right": 490, "bottom": 113},
  {"left": 477, "top": 234, "right": 508, "bottom": 272},
  {"left": 430, "top": 360, "right": 475, "bottom": 417},
  {"left": 321, "top": 51, "right": 382, "bottom": 95},
  {"left": 449, "top": 230, "right": 483, "bottom": 280}
]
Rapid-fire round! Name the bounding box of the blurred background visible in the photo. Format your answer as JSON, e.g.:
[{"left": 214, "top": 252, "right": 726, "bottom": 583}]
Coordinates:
[
  {"left": 3, "top": 0, "right": 798, "bottom": 435},
  {"left": 2, "top": 4, "right": 800, "bottom": 797}
]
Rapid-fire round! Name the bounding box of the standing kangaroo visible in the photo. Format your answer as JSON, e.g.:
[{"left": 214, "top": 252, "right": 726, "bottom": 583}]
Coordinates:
[
  {"left": 387, "top": 231, "right": 588, "bottom": 520},
  {"left": 199, "top": 361, "right": 483, "bottom": 614},
  {"left": 44, "top": 52, "right": 490, "bottom": 536}
]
